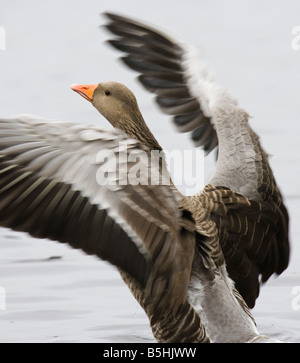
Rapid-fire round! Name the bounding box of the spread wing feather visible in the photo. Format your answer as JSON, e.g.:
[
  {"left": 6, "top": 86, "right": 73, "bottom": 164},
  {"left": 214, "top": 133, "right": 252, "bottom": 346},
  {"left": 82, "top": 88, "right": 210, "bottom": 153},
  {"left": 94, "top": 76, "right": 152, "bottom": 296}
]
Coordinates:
[{"left": 104, "top": 12, "right": 217, "bottom": 154}]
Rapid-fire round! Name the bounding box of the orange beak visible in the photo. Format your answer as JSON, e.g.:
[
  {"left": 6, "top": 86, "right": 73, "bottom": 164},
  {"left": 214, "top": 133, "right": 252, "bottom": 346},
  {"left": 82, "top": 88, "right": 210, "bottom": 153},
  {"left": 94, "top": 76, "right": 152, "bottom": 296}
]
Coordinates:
[{"left": 71, "top": 84, "right": 98, "bottom": 102}]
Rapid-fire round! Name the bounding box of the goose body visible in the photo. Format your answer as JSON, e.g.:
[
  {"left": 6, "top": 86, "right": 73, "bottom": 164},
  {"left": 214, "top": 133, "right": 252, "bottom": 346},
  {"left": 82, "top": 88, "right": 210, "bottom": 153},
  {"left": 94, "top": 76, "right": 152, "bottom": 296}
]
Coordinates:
[{"left": 0, "top": 14, "right": 289, "bottom": 343}]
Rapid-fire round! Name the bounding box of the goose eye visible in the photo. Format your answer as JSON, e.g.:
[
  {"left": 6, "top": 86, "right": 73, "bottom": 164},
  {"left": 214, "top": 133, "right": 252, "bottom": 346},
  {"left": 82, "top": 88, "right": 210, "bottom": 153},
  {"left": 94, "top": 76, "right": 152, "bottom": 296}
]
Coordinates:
[{"left": 105, "top": 90, "right": 111, "bottom": 96}]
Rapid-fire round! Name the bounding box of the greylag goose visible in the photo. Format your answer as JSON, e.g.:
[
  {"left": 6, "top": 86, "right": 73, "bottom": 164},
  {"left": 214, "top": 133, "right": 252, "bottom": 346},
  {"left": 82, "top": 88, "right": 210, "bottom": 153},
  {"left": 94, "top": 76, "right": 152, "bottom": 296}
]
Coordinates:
[{"left": 0, "top": 14, "right": 289, "bottom": 342}]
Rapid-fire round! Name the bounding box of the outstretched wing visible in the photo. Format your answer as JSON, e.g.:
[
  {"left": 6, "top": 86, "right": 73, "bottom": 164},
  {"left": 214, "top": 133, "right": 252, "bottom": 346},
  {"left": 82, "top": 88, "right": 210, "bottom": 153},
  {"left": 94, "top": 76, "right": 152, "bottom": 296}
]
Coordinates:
[
  {"left": 103, "top": 12, "right": 218, "bottom": 154},
  {"left": 0, "top": 115, "right": 196, "bottom": 317},
  {"left": 103, "top": 13, "right": 290, "bottom": 307},
  {"left": 190, "top": 70, "right": 289, "bottom": 307}
]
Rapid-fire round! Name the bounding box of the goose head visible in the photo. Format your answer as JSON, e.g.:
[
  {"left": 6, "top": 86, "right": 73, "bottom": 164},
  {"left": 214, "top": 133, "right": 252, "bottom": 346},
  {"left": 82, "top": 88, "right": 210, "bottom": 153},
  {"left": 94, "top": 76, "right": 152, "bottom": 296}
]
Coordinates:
[{"left": 71, "top": 81, "right": 162, "bottom": 150}]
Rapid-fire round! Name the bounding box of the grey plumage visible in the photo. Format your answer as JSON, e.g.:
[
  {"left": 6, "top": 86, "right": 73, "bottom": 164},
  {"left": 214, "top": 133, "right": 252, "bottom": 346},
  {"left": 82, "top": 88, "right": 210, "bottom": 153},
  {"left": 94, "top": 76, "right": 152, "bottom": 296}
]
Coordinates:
[{"left": 0, "top": 12, "right": 290, "bottom": 342}]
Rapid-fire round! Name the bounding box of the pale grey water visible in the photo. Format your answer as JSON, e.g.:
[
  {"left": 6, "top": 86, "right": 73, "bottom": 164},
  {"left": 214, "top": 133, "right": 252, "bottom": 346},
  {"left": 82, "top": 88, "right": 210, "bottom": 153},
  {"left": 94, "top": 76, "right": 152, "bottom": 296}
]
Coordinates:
[{"left": 0, "top": 0, "right": 299, "bottom": 342}]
